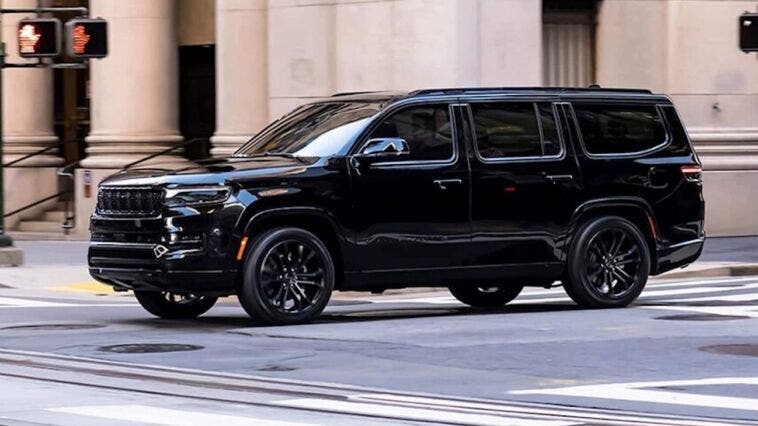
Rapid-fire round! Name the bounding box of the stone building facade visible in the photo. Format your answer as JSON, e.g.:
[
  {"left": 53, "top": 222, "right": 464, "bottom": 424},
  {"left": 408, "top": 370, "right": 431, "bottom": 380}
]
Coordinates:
[{"left": 3, "top": 0, "right": 757, "bottom": 237}]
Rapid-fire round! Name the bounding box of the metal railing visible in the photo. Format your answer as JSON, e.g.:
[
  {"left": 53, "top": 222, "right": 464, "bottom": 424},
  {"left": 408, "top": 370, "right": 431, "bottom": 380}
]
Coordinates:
[{"left": 3, "top": 138, "right": 210, "bottom": 233}]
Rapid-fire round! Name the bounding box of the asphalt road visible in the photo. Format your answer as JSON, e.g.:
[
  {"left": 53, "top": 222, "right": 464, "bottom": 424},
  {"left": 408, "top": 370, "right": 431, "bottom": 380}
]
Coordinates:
[{"left": 0, "top": 270, "right": 756, "bottom": 425}]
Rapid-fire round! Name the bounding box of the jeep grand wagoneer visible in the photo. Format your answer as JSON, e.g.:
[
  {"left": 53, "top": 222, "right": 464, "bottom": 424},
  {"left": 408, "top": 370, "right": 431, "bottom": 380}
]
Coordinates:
[{"left": 89, "top": 87, "right": 705, "bottom": 325}]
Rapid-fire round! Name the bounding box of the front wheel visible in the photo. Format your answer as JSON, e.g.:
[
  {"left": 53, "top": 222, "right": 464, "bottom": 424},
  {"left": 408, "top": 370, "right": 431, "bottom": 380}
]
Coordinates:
[
  {"left": 564, "top": 216, "right": 651, "bottom": 308},
  {"left": 448, "top": 284, "right": 524, "bottom": 308},
  {"left": 134, "top": 291, "right": 217, "bottom": 319},
  {"left": 238, "top": 228, "right": 335, "bottom": 325}
]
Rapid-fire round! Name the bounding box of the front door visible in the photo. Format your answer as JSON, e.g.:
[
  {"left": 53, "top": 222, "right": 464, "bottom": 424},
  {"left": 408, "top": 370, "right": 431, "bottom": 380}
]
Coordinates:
[
  {"left": 349, "top": 103, "right": 471, "bottom": 273},
  {"left": 464, "top": 100, "right": 582, "bottom": 271}
]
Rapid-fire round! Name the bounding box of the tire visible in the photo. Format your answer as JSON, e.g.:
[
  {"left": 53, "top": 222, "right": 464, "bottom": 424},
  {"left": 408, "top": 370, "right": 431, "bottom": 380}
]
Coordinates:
[
  {"left": 564, "top": 216, "right": 651, "bottom": 308},
  {"left": 134, "top": 291, "right": 217, "bottom": 319},
  {"left": 238, "top": 227, "right": 335, "bottom": 325},
  {"left": 448, "top": 284, "right": 524, "bottom": 308}
]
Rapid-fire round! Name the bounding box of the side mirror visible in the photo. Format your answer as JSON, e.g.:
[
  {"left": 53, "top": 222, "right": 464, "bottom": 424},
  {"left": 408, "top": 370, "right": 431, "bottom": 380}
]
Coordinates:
[{"left": 359, "top": 138, "right": 410, "bottom": 158}]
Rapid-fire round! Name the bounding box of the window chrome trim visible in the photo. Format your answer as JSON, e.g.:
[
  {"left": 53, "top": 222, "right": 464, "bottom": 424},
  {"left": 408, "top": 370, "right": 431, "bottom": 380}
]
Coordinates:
[
  {"left": 465, "top": 100, "right": 567, "bottom": 164},
  {"left": 570, "top": 102, "right": 672, "bottom": 160}
]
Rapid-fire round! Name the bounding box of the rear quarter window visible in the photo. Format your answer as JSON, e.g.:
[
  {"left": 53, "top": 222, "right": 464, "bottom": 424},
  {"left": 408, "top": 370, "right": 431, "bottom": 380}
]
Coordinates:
[{"left": 573, "top": 103, "right": 667, "bottom": 155}]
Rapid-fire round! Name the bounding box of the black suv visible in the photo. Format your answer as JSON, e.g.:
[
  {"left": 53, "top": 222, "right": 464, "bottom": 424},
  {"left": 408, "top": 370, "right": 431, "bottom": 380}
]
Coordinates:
[{"left": 89, "top": 87, "right": 705, "bottom": 325}]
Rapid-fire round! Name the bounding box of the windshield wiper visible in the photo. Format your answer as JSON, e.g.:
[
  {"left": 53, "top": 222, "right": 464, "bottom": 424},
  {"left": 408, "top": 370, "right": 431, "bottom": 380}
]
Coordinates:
[{"left": 238, "top": 151, "right": 311, "bottom": 164}]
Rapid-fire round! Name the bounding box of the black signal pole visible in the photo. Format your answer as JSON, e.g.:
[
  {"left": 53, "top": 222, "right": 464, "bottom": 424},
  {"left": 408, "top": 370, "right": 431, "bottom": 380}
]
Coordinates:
[{"left": 0, "top": 4, "right": 10, "bottom": 248}]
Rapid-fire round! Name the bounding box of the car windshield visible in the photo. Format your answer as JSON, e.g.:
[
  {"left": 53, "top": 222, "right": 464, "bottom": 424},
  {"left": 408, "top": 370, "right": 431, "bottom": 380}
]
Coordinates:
[{"left": 234, "top": 102, "right": 381, "bottom": 158}]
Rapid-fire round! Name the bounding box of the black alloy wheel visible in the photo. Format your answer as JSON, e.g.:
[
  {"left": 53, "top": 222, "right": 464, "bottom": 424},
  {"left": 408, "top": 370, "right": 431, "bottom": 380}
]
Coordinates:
[
  {"left": 448, "top": 284, "right": 524, "bottom": 308},
  {"left": 238, "top": 228, "right": 334, "bottom": 325},
  {"left": 565, "top": 216, "right": 650, "bottom": 308},
  {"left": 134, "top": 291, "right": 218, "bottom": 319}
]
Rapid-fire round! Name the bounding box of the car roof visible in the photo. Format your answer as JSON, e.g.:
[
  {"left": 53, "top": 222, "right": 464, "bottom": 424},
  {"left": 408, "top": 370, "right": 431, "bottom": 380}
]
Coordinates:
[{"left": 326, "top": 87, "right": 671, "bottom": 105}]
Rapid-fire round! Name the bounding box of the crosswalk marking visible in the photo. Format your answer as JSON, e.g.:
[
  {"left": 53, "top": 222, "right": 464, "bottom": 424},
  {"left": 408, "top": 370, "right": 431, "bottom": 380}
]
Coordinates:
[
  {"left": 367, "top": 278, "right": 758, "bottom": 307},
  {"left": 48, "top": 405, "right": 318, "bottom": 426},
  {"left": 511, "top": 377, "right": 758, "bottom": 413}
]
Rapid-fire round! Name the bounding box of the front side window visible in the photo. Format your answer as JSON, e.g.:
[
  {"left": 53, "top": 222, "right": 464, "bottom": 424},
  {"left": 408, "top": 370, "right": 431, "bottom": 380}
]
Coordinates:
[
  {"left": 368, "top": 104, "right": 454, "bottom": 162},
  {"left": 573, "top": 103, "right": 667, "bottom": 155},
  {"left": 470, "top": 102, "right": 561, "bottom": 159}
]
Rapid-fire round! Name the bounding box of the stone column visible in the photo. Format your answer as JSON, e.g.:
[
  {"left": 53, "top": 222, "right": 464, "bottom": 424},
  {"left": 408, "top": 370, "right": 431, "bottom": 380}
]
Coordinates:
[
  {"left": 81, "top": 0, "right": 186, "bottom": 168},
  {"left": 211, "top": 0, "right": 268, "bottom": 157},
  {"left": 1, "top": 0, "right": 60, "bottom": 166}
]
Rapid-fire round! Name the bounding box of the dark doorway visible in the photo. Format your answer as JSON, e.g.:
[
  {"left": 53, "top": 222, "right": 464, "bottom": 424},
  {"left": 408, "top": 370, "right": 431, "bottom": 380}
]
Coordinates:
[{"left": 179, "top": 45, "right": 215, "bottom": 161}]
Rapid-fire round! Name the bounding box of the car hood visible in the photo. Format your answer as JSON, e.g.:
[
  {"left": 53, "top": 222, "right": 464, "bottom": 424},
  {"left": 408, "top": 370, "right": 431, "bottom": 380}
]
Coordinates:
[{"left": 100, "top": 155, "right": 323, "bottom": 187}]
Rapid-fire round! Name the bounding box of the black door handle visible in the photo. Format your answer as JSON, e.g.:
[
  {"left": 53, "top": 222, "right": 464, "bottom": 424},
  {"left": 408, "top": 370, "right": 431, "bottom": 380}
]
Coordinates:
[
  {"left": 544, "top": 174, "right": 573, "bottom": 183},
  {"left": 433, "top": 179, "right": 462, "bottom": 190}
]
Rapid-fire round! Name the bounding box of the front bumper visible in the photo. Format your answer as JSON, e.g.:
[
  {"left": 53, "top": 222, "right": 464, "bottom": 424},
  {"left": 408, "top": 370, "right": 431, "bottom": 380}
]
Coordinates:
[
  {"left": 88, "top": 241, "right": 240, "bottom": 295},
  {"left": 90, "top": 266, "right": 237, "bottom": 295}
]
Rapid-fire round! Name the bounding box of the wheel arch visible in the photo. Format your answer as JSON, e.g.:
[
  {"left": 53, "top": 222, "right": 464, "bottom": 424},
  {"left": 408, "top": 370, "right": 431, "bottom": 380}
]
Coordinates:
[
  {"left": 567, "top": 197, "right": 660, "bottom": 272},
  {"left": 238, "top": 207, "right": 347, "bottom": 290}
]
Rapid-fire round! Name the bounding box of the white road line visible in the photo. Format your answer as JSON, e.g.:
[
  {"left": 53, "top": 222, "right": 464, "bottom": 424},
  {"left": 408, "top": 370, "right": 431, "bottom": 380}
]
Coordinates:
[
  {"left": 0, "top": 296, "right": 137, "bottom": 308},
  {"left": 279, "top": 398, "right": 579, "bottom": 426},
  {"left": 644, "top": 304, "right": 758, "bottom": 318},
  {"left": 48, "top": 405, "right": 317, "bottom": 426},
  {"left": 511, "top": 377, "right": 758, "bottom": 413},
  {"left": 0, "top": 297, "right": 72, "bottom": 308}
]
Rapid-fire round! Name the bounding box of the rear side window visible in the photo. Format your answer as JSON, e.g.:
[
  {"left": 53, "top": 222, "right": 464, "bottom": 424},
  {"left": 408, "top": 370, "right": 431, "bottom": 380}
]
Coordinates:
[
  {"left": 470, "top": 102, "right": 561, "bottom": 160},
  {"left": 573, "top": 104, "right": 667, "bottom": 155},
  {"left": 369, "top": 104, "right": 454, "bottom": 162}
]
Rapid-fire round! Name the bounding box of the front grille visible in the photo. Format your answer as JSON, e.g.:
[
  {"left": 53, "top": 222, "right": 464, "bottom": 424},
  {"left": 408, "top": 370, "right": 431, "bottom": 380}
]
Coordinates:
[{"left": 96, "top": 187, "right": 164, "bottom": 217}]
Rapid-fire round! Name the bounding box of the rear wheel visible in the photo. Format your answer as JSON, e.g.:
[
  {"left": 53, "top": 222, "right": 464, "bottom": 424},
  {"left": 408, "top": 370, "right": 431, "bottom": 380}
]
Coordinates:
[
  {"left": 134, "top": 291, "right": 217, "bottom": 319},
  {"left": 564, "top": 216, "right": 651, "bottom": 308},
  {"left": 238, "top": 228, "right": 335, "bottom": 325},
  {"left": 448, "top": 284, "right": 524, "bottom": 308}
]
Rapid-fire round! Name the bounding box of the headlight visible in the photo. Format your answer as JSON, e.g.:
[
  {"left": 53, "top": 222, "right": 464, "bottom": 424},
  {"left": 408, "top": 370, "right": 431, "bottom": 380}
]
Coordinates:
[{"left": 164, "top": 186, "right": 231, "bottom": 207}]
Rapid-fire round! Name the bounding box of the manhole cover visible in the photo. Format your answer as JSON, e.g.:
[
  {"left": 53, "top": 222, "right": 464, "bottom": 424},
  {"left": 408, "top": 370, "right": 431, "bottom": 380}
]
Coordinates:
[
  {"left": 2, "top": 324, "right": 104, "bottom": 331},
  {"left": 98, "top": 344, "right": 203, "bottom": 354},
  {"left": 655, "top": 314, "right": 749, "bottom": 321},
  {"left": 700, "top": 344, "right": 758, "bottom": 358}
]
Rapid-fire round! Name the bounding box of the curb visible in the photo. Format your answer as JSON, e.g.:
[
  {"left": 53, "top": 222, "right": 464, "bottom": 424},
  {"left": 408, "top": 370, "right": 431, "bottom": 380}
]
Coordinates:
[{"left": 660, "top": 263, "right": 758, "bottom": 280}]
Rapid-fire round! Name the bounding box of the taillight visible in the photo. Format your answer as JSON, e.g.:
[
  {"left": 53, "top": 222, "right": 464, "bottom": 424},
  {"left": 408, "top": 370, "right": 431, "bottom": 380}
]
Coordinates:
[{"left": 680, "top": 165, "right": 702, "bottom": 182}]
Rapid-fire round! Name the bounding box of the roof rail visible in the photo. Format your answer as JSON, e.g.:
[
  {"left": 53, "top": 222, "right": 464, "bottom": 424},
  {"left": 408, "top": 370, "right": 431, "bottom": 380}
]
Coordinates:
[
  {"left": 410, "top": 86, "right": 653, "bottom": 96},
  {"left": 331, "top": 91, "right": 379, "bottom": 97}
]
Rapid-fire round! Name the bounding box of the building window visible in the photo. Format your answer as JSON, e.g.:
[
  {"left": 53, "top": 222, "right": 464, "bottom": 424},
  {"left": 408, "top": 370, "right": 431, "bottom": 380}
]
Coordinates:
[{"left": 543, "top": 0, "right": 599, "bottom": 87}]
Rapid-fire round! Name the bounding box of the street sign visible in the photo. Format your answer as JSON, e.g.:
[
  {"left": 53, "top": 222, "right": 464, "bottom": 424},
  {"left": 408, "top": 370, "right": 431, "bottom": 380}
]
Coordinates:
[
  {"left": 17, "top": 18, "right": 61, "bottom": 57},
  {"left": 65, "top": 18, "right": 107, "bottom": 58},
  {"left": 740, "top": 12, "right": 758, "bottom": 52}
]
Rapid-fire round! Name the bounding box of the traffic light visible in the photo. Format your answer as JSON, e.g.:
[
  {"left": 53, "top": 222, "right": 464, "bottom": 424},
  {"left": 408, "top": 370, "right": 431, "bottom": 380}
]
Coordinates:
[
  {"left": 741, "top": 13, "right": 758, "bottom": 53},
  {"left": 65, "top": 18, "right": 108, "bottom": 59},
  {"left": 17, "top": 18, "right": 61, "bottom": 58}
]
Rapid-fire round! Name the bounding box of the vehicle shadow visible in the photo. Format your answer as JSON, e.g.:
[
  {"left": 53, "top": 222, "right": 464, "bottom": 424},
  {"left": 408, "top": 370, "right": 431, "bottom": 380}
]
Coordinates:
[{"left": 113, "top": 301, "right": 581, "bottom": 330}]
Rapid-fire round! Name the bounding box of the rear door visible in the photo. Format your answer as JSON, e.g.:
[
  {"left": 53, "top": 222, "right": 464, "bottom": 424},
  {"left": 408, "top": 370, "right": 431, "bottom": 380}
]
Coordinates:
[{"left": 464, "top": 99, "right": 582, "bottom": 270}]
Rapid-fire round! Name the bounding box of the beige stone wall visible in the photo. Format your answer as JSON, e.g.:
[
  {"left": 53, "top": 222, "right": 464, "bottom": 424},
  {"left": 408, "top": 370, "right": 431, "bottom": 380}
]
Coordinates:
[
  {"left": 266, "top": 0, "right": 542, "bottom": 119},
  {"left": 596, "top": 0, "right": 758, "bottom": 236}
]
